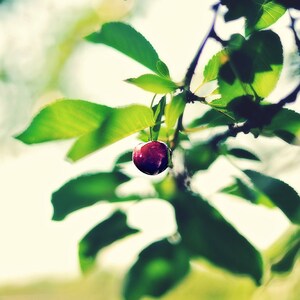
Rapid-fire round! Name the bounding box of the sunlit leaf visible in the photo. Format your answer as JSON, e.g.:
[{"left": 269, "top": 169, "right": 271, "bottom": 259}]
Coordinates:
[
  {"left": 244, "top": 170, "right": 300, "bottom": 224},
  {"left": 67, "top": 104, "right": 155, "bottom": 161},
  {"left": 85, "top": 22, "right": 169, "bottom": 75},
  {"left": 218, "top": 31, "right": 283, "bottom": 105},
  {"left": 123, "top": 239, "right": 190, "bottom": 300},
  {"left": 220, "top": 177, "right": 274, "bottom": 207},
  {"left": 79, "top": 210, "right": 138, "bottom": 273},
  {"left": 125, "top": 74, "right": 177, "bottom": 94},
  {"left": 51, "top": 171, "right": 138, "bottom": 221},
  {"left": 172, "top": 191, "right": 263, "bottom": 284},
  {"left": 220, "top": 0, "right": 286, "bottom": 35},
  {"left": 15, "top": 100, "right": 112, "bottom": 143},
  {"left": 227, "top": 148, "right": 260, "bottom": 161},
  {"left": 165, "top": 94, "right": 186, "bottom": 132},
  {"left": 203, "top": 50, "right": 229, "bottom": 83}
]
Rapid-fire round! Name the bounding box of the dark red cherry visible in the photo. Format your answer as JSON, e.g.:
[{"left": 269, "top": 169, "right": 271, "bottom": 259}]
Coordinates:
[{"left": 132, "top": 141, "right": 171, "bottom": 175}]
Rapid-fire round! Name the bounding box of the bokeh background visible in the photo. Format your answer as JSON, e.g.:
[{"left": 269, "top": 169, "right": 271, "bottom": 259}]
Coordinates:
[{"left": 0, "top": 0, "right": 299, "bottom": 299}]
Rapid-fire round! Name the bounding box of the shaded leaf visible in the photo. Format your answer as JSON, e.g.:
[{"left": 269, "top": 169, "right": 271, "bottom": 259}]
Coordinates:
[
  {"left": 218, "top": 31, "right": 283, "bottom": 105},
  {"left": 165, "top": 94, "right": 186, "bottom": 132},
  {"left": 220, "top": 0, "right": 286, "bottom": 35},
  {"left": 172, "top": 191, "right": 263, "bottom": 284},
  {"left": 271, "top": 239, "right": 300, "bottom": 273},
  {"left": 188, "top": 108, "right": 234, "bottom": 129},
  {"left": 125, "top": 74, "right": 177, "bottom": 94},
  {"left": 227, "top": 148, "right": 260, "bottom": 161},
  {"left": 220, "top": 177, "right": 274, "bottom": 207},
  {"left": 85, "top": 22, "right": 168, "bottom": 75},
  {"left": 79, "top": 210, "right": 138, "bottom": 273},
  {"left": 114, "top": 151, "right": 133, "bottom": 168},
  {"left": 244, "top": 170, "right": 300, "bottom": 224},
  {"left": 15, "top": 100, "right": 112, "bottom": 143},
  {"left": 67, "top": 104, "right": 155, "bottom": 161},
  {"left": 185, "top": 143, "right": 219, "bottom": 174},
  {"left": 123, "top": 239, "right": 190, "bottom": 300},
  {"left": 51, "top": 171, "right": 136, "bottom": 221},
  {"left": 262, "top": 108, "right": 300, "bottom": 145},
  {"left": 152, "top": 96, "right": 166, "bottom": 141},
  {"left": 274, "top": 0, "right": 300, "bottom": 9}
]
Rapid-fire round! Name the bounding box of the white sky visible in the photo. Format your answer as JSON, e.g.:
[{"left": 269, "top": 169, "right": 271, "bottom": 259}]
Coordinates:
[{"left": 0, "top": 0, "right": 299, "bottom": 285}]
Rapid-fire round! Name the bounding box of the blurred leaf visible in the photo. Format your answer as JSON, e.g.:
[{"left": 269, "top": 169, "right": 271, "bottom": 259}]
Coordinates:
[
  {"left": 274, "top": 0, "right": 300, "bottom": 9},
  {"left": 218, "top": 31, "right": 283, "bottom": 104},
  {"left": 185, "top": 143, "right": 219, "bottom": 174},
  {"left": 125, "top": 74, "right": 177, "bottom": 94},
  {"left": 244, "top": 170, "right": 300, "bottom": 224},
  {"left": 220, "top": 0, "right": 286, "bottom": 35},
  {"left": 152, "top": 96, "right": 166, "bottom": 141},
  {"left": 85, "top": 22, "right": 169, "bottom": 75},
  {"left": 79, "top": 210, "right": 138, "bottom": 273},
  {"left": 271, "top": 239, "right": 300, "bottom": 273},
  {"left": 220, "top": 177, "right": 274, "bottom": 207},
  {"left": 15, "top": 100, "right": 112, "bottom": 143},
  {"left": 227, "top": 148, "right": 260, "bottom": 161},
  {"left": 188, "top": 108, "right": 234, "bottom": 129},
  {"left": 165, "top": 94, "right": 186, "bottom": 132},
  {"left": 203, "top": 50, "right": 229, "bottom": 83},
  {"left": 262, "top": 108, "right": 300, "bottom": 145},
  {"left": 154, "top": 175, "right": 177, "bottom": 200},
  {"left": 156, "top": 60, "right": 171, "bottom": 78},
  {"left": 172, "top": 191, "right": 263, "bottom": 284},
  {"left": 52, "top": 171, "right": 138, "bottom": 221},
  {"left": 67, "top": 104, "right": 155, "bottom": 161},
  {"left": 123, "top": 239, "right": 190, "bottom": 300}
]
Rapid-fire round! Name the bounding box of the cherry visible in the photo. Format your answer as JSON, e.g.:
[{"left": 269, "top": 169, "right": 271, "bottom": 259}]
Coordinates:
[{"left": 132, "top": 141, "right": 171, "bottom": 175}]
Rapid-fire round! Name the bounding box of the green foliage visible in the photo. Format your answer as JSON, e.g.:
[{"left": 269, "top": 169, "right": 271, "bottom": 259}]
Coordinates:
[
  {"left": 85, "top": 22, "right": 169, "bottom": 76},
  {"left": 123, "top": 239, "right": 190, "bottom": 300},
  {"left": 51, "top": 171, "right": 139, "bottom": 221},
  {"left": 125, "top": 74, "right": 177, "bottom": 94},
  {"left": 244, "top": 170, "right": 300, "bottom": 224},
  {"left": 79, "top": 210, "right": 138, "bottom": 273},
  {"left": 172, "top": 190, "right": 263, "bottom": 284},
  {"left": 220, "top": 0, "right": 286, "bottom": 35},
  {"left": 15, "top": 2, "right": 300, "bottom": 298},
  {"left": 67, "top": 104, "right": 155, "bottom": 161}
]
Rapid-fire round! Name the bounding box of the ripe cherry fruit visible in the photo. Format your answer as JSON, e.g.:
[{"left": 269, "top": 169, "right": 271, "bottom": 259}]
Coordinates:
[{"left": 132, "top": 141, "right": 171, "bottom": 175}]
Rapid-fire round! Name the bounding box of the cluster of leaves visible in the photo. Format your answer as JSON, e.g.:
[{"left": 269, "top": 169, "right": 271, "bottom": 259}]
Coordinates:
[{"left": 16, "top": 1, "right": 300, "bottom": 299}]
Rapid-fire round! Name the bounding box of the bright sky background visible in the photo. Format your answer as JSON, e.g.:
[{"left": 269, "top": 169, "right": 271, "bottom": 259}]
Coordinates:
[{"left": 0, "top": 0, "right": 299, "bottom": 285}]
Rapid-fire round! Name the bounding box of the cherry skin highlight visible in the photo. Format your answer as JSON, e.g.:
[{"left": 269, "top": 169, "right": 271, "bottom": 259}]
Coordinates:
[{"left": 132, "top": 141, "right": 171, "bottom": 175}]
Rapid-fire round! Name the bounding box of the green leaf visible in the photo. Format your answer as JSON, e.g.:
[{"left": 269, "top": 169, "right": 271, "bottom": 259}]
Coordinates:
[
  {"left": 246, "top": 2, "right": 286, "bottom": 35},
  {"left": 227, "top": 148, "right": 260, "bottom": 161},
  {"left": 271, "top": 239, "right": 300, "bottom": 273},
  {"left": 220, "top": 0, "right": 286, "bottom": 35},
  {"left": 244, "top": 170, "right": 300, "bottom": 224},
  {"left": 125, "top": 74, "right": 177, "bottom": 94},
  {"left": 85, "top": 22, "right": 169, "bottom": 75},
  {"left": 165, "top": 94, "right": 186, "bottom": 132},
  {"left": 218, "top": 30, "right": 283, "bottom": 105},
  {"left": 123, "top": 239, "right": 190, "bottom": 300},
  {"left": 262, "top": 108, "right": 300, "bottom": 145},
  {"left": 203, "top": 50, "right": 229, "bottom": 83},
  {"left": 152, "top": 96, "right": 166, "bottom": 141},
  {"left": 172, "top": 191, "right": 263, "bottom": 284},
  {"left": 188, "top": 108, "right": 234, "bottom": 129},
  {"left": 15, "top": 100, "right": 112, "bottom": 144},
  {"left": 51, "top": 171, "right": 136, "bottom": 221},
  {"left": 79, "top": 210, "right": 138, "bottom": 273},
  {"left": 220, "top": 177, "right": 274, "bottom": 208},
  {"left": 67, "top": 104, "right": 155, "bottom": 161},
  {"left": 185, "top": 143, "right": 219, "bottom": 174},
  {"left": 114, "top": 151, "right": 133, "bottom": 166}
]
